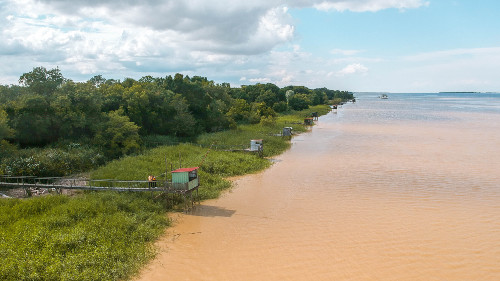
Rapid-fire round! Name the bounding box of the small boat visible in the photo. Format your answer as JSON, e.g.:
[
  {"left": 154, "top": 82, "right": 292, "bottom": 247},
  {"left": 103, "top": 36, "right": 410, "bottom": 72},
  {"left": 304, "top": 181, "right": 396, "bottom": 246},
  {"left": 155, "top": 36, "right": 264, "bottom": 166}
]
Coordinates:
[{"left": 379, "top": 94, "right": 388, "bottom": 99}]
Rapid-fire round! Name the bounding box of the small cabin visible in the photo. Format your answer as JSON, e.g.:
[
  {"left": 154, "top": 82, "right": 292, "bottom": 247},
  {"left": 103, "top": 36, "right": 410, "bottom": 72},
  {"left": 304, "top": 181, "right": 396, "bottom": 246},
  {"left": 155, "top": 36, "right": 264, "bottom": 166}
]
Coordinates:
[
  {"left": 250, "top": 139, "right": 263, "bottom": 152},
  {"left": 171, "top": 167, "right": 199, "bottom": 190},
  {"left": 311, "top": 112, "right": 318, "bottom": 120},
  {"left": 282, "top": 127, "right": 293, "bottom": 137},
  {"left": 304, "top": 118, "right": 314, "bottom": 125}
]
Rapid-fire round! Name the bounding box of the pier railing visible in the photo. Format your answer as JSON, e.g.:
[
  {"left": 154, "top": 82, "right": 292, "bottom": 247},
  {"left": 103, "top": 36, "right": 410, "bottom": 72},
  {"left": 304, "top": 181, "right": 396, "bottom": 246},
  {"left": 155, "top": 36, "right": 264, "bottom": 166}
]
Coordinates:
[{"left": 0, "top": 175, "right": 191, "bottom": 193}]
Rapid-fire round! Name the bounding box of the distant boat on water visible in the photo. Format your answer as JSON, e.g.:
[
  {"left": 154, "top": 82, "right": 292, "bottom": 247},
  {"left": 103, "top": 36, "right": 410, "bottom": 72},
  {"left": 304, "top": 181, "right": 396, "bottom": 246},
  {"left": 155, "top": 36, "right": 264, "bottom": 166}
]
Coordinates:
[{"left": 379, "top": 94, "right": 388, "bottom": 99}]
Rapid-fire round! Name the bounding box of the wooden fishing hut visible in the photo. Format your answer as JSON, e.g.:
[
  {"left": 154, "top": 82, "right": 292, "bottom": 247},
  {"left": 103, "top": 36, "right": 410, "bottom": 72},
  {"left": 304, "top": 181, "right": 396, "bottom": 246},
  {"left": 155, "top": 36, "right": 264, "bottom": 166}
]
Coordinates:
[
  {"left": 168, "top": 166, "right": 200, "bottom": 209},
  {"left": 250, "top": 139, "right": 263, "bottom": 152},
  {"left": 282, "top": 127, "right": 293, "bottom": 137},
  {"left": 304, "top": 117, "right": 314, "bottom": 125},
  {"left": 171, "top": 167, "right": 199, "bottom": 191},
  {"left": 311, "top": 112, "right": 318, "bottom": 120},
  {"left": 249, "top": 139, "right": 264, "bottom": 157}
]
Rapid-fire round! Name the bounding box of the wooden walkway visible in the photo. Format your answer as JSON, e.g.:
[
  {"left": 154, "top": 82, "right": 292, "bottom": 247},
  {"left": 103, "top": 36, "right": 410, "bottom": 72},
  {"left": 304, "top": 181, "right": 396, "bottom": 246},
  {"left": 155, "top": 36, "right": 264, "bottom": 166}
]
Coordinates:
[
  {"left": 0, "top": 176, "right": 200, "bottom": 209},
  {"left": 0, "top": 176, "right": 163, "bottom": 192}
]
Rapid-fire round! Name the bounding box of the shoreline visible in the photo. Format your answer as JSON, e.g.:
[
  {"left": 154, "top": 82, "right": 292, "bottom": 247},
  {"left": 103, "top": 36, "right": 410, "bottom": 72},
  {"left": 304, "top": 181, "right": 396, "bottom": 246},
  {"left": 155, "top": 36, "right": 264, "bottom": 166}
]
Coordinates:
[
  {"left": 0, "top": 104, "right": 338, "bottom": 281},
  {"left": 132, "top": 108, "right": 333, "bottom": 280}
]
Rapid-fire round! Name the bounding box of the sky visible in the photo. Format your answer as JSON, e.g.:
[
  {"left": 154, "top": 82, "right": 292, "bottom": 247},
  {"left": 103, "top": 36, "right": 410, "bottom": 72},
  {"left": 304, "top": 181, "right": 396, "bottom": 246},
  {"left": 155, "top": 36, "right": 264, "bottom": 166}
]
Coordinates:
[{"left": 1, "top": 0, "right": 499, "bottom": 93}]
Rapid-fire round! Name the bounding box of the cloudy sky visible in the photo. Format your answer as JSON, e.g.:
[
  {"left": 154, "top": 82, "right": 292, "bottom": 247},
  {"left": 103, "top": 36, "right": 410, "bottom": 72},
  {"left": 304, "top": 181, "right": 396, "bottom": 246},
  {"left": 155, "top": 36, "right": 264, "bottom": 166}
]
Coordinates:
[{"left": 1, "top": 0, "right": 499, "bottom": 92}]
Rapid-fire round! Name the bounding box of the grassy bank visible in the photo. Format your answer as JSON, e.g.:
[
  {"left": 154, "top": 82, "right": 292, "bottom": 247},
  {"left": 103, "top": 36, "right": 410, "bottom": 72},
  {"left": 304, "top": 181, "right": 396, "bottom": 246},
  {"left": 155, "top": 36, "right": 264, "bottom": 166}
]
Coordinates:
[
  {"left": 197, "top": 105, "right": 330, "bottom": 157},
  {"left": 0, "top": 192, "right": 169, "bottom": 280},
  {"left": 0, "top": 105, "right": 330, "bottom": 281}
]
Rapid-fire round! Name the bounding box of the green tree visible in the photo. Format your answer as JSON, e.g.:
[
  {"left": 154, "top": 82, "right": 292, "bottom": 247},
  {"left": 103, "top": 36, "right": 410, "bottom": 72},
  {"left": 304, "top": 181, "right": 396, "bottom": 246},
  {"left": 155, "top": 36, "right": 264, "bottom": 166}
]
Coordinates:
[
  {"left": 10, "top": 95, "right": 56, "bottom": 145},
  {"left": 19, "top": 66, "right": 65, "bottom": 96},
  {"left": 88, "top": 75, "right": 106, "bottom": 87},
  {"left": 53, "top": 81, "right": 102, "bottom": 140},
  {"left": 311, "top": 89, "right": 328, "bottom": 105},
  {"left": 170, "top": 94, "right": 197, "bottom": 137},
  {"left": 138, "top": 75, "right": 154, "bottom": 83},
  {"left": 121, "top": 84, "right": 150, "bottom": 134},
  {"left": 206, "top": 99, "right": 230, "bottom": 132},
  {"left": 252, "top": 102, "right": 276, "bottom": 118},
  {"left": 0, "top": 108, "right": 13, "bottom": 140},
  {"left": 272, "top": 101, "right": 288, "bottom": 113},
  {"left": 121, "top": 77, "right": 136, "bottom": 88},
  {"left": 334, "top": 90, "right": 354, "bottom": 100},
  {"left": 288, "top": 93, "right": 311, "bottom": 111},
  {"left": 93, "top": 109, "right": 141, "bottom": 158},
  {"left": 100, "top": 83, "right": 126, "bottom": 112},
  {"left": 226, "top": 99, "right": 251, "bottom": 122},
  {"left": 203, "top": 84, "right": 232, "bottom": 132},
  {"left": 256, "top": 90, "right": 279, "bottom": 107},
  {"left": 241, "top": 84, "right": 261, "bottom": 102}
]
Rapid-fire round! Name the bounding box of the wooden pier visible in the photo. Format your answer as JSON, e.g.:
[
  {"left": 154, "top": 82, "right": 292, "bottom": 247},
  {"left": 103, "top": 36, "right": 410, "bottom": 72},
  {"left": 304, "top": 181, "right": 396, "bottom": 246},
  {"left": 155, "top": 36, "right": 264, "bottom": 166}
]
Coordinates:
[{"left": 0, "top": 175, "right": 200, "bottom": 210}]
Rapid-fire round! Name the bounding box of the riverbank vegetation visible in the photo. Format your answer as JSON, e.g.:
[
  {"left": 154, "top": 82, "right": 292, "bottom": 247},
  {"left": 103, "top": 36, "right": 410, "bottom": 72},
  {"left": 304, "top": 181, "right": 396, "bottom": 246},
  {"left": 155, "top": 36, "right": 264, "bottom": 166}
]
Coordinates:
[
  {"left": 0, "top": 67, "right": 352, "bottom": 176},
  {"left": 90, "top": 104, "right": 330, "bottom": 200},
  {"left": 0, "top": 192, "right": 169, "bottom": 280},
  {"left": 0, "top": 67, "right": 352, "bottom": 280},
  {"left": 0, "top": 105, "right": 332, "bottom": 281}
]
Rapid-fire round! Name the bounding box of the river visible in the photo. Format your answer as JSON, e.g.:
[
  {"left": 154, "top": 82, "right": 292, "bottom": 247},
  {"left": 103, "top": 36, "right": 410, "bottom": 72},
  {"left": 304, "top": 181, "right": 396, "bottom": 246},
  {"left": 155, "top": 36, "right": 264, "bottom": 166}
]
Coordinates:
[{"left": 136, "top": 93, "right": 500, "bottom": 281}]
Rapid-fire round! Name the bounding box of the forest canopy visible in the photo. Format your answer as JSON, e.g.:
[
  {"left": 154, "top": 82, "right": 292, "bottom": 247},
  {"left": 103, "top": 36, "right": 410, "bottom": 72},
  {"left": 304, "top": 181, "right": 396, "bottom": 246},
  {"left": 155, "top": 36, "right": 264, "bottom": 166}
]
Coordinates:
[{"left": 0, "top": 67, "right": 353, "bottom": 175}]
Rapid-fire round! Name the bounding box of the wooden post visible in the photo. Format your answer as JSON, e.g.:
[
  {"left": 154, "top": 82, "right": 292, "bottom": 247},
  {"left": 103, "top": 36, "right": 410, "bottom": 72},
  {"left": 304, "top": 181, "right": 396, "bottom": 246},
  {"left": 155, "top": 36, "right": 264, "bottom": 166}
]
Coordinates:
[{"left": 165, "top": 155, "right": 168, "bottom": 188}]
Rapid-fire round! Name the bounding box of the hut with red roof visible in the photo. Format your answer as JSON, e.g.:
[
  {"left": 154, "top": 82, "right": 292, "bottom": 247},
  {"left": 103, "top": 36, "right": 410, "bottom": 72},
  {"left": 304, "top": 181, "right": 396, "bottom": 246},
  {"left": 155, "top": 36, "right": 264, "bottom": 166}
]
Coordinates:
[{"left": 171, "top": 167, "right": 199, "bottom": 191}]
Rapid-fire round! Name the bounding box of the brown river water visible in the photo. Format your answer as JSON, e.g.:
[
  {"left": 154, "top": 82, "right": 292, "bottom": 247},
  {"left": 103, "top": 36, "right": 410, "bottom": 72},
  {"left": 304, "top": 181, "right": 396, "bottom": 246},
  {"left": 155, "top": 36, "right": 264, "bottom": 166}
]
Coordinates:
[{"left": 136, "top": 93, "right": 500, "bottom": 281}]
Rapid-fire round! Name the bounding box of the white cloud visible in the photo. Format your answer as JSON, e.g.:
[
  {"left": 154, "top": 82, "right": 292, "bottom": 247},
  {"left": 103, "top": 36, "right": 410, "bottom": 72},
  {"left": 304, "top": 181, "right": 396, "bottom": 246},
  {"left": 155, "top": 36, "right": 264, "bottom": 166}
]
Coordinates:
[
  {"left": 249, "top": 77, "right": 272, "bottom": 83},
  {"left": 336, "top": 63, "right": 368, "bottom": 76},
  {"left": 0, "top": 0, "right": 430, "bottom": 85},
  {"left": 314, "top": 0, "right": 430, "bottom": 12}
]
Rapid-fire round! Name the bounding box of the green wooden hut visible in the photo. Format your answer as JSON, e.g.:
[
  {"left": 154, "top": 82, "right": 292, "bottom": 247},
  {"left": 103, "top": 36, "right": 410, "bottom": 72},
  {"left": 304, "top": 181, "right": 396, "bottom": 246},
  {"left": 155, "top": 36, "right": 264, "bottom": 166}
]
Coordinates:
[
  {"left": 171, "top": 167, "right": 199, "bottom": 191},
  {"left": 304, "top": 118, "right": 314, "bottom": 125}
]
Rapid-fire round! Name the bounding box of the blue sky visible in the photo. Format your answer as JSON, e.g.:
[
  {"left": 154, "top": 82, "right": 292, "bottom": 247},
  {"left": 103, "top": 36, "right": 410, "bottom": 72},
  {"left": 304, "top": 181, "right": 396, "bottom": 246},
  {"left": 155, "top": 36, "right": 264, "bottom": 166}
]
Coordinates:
[{"left": 1, "top": 0, "right": 499, "bottom": 92}]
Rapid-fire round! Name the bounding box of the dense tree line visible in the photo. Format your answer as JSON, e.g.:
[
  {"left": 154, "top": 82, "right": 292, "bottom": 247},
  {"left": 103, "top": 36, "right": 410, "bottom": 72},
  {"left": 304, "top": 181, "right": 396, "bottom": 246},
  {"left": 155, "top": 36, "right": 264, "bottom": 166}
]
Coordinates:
[{"left": 0, "top": 67, "right": 353, "bottom": 175}]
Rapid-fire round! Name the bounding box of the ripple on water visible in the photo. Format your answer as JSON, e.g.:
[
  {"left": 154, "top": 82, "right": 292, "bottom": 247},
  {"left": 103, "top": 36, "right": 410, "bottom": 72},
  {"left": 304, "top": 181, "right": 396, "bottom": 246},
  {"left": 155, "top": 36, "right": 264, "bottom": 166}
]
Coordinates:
[{"left": 137, "top": 95, "right": 500, "bottom": 281}]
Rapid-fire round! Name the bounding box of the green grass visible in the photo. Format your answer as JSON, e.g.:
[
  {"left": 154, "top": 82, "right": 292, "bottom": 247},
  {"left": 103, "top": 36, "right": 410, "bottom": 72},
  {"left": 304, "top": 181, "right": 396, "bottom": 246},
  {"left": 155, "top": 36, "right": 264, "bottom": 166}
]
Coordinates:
[
  {"left": 90, "top": 143, "right": 271, "bottom": 200},
  {"left": 0, "top": 192, "right": 169, "bottom": 281},
  {"left": 0, "top": 104, "right": 331, "bottom": 281},
  {"left": 196, "top": 105, "right": 330, "bottom": 157}
]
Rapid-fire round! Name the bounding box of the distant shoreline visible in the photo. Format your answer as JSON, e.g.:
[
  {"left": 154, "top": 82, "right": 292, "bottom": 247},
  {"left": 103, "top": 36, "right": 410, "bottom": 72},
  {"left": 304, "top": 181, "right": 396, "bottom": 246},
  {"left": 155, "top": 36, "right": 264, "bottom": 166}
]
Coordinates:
[
  {"left": 439, "top": 91, "right": 479, "bottom": 93},
  {"left": 355, "top": 91, "right": 499, "bottom": 94}
]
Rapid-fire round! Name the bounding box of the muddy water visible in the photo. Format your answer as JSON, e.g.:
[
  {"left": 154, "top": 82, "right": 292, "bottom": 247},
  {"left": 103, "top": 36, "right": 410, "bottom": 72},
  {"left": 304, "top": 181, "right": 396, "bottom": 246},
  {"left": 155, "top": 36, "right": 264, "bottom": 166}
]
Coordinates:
[{"left": 136, "top": 93, "right": 500, "bottom": 281}]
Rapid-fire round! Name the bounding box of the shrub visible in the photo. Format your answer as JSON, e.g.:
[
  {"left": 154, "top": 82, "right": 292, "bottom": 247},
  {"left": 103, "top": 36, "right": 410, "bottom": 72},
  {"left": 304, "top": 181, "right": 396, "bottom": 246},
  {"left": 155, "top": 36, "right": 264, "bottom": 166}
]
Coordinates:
[
  {"left": 1, "top": 146, "right": 105, "bottom": 176},
  {"left": 259, "top": 115, "right": 276, "bottom": 127},
  {"left": 272, "top": 101, "right": 288, "bottom": 113}
]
